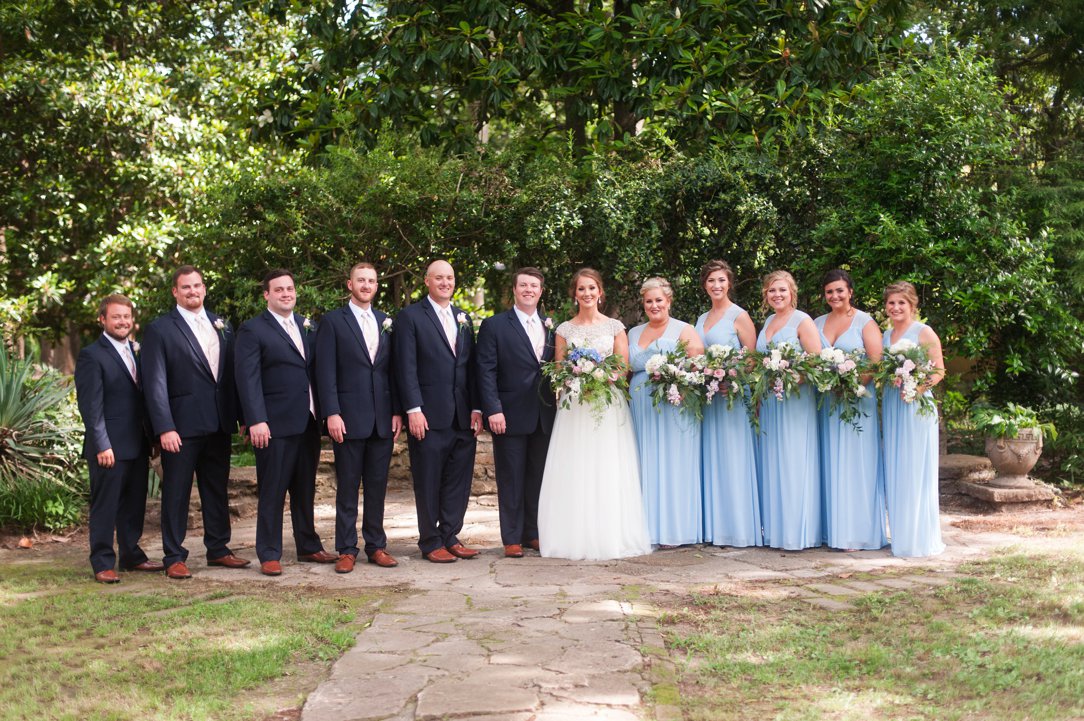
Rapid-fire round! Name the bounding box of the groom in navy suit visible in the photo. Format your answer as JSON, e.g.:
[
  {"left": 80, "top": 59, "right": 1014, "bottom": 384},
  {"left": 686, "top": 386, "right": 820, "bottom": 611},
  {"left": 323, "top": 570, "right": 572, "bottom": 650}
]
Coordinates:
[
  {"left": 475, "top": 268, "right": 556, "bottom": 558},
  {"left": 74, "top": 294, "right": 163, "bottom": 583},
  {"left": 394, "top": 260, "right": 482, "bottom": 563},
  {"left": 235, "top": 269, "right": 337, "bottom": 576},
  {"left": 142, "top": 265, "right": 250, "bottom": 579},
  {"left": 314, "top": 262, "right": 402, "bottom": 574}
]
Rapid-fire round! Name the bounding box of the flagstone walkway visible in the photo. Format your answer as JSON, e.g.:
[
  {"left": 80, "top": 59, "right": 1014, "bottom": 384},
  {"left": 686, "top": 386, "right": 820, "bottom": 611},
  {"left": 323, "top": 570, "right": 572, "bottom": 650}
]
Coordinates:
[{"left": 199, "top": 489, "right": 1078, "bottom": 721}]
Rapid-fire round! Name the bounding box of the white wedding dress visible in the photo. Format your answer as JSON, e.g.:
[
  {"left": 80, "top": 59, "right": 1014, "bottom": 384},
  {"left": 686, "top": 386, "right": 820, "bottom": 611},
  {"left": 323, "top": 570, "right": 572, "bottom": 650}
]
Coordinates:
[{"left": 537, "top": 318, "right": 652, "bottom": 560}]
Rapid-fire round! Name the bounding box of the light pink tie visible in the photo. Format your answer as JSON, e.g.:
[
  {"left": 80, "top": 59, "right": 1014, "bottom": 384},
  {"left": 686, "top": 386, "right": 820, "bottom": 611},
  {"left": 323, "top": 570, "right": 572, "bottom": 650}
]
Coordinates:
[{"left": 441, "top": 308, "right": 457, "bottom": 355}]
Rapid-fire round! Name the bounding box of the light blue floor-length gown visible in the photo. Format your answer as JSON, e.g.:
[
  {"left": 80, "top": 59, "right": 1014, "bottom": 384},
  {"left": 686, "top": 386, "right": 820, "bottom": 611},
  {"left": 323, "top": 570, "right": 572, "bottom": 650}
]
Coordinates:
[
  {"left": 696, "top": 306, "right": 762, "bottom": 547},
  {"left": 814, "top": 311, "right": 887, "bottom": 550},
  {"left": 628, "top": 319, "right": 703, "bottom": 546},
  {"left": 882, "top": 322, "right": 945, "bottom": 557},
  {"left": 756, "top": 310, "right": 822, "bottom": 550}
]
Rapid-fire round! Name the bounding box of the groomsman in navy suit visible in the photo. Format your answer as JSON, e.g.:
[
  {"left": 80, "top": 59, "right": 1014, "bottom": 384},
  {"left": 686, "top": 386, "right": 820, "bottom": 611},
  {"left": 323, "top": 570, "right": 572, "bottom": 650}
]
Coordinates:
[
  {"left": 394, "top": 260, "right": 483, "bottom": 563},
  {"left": 142, "top": 265, "right": 250, "bottom": 579},
  {"left": 74, "top": 294, "right": 163, "bottom": 583},
  {"left": 475, "top": 268, "right": 556, "bottom": 558},
  {"left": 314, "top": 262, "right": 402, "bottom": 574},
  {"left": 235, "top": 269, "right": 337, "bottom": 576}
]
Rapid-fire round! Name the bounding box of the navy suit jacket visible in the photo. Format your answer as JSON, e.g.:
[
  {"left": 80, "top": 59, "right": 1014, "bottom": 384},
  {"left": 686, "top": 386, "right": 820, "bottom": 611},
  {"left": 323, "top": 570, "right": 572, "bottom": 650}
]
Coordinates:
[
  {"left": 314, "top": 304, "right": 399, "bottom": 440},
  {"left": 235, "top": 310, "right": 319, "bottom": 438},
  {"left": 141, "top": 307, "right": 238, "bottom": 437},
  {"left": 74, "top": 335, "right": 149, "bottom": 460},
  {"left": 393, "top": 299, "right": 478, "bottom": 431},
  {"left": 476, "top": 309, "right": 556, "bottom": 436}
]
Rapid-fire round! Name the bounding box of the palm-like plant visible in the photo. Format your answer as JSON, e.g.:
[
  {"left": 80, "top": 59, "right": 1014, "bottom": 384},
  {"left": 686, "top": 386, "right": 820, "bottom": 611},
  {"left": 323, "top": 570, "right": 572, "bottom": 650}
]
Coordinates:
[{"left": 0, "top": 348, "right": 82, "bottom": 491}]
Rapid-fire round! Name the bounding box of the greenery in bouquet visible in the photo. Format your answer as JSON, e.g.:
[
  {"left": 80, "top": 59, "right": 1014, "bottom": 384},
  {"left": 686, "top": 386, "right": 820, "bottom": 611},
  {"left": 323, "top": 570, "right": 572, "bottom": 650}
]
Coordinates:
[
  {"left": 749, "top": 342, "right": 810, "bottom": 403},
  {"left": 875, "top": 339, "right": 938, "bottom": 416},
  {"left": 971, "top": 402, "right": 1057, "bottom": 441},
  {"left": 641, "top": 341, "right": 708, "bottom": 420},
  {"left": 806, "top": 347, "right": 873, "bottom": 431},
  {"left": 700, "top": 344, "right": 750, "bottom": 412},
  {"left": 542, "top": 345, "right": 629, "bottom": 421}
]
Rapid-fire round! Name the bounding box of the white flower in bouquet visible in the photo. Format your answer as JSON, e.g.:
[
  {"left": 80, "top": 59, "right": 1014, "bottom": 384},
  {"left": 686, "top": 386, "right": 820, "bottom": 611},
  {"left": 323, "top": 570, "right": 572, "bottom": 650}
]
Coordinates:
[
  {"left": 645, "top": 354, "right": 666, "bottom": 375},
  {"left": 888, "top": 339, "right": 918, "bottom": 354}
]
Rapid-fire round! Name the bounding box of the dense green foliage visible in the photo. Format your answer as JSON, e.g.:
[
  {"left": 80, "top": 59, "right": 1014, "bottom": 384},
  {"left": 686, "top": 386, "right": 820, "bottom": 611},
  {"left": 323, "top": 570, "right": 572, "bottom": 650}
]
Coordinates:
[
  {"left": 0, "top": 0, "right": 297, "bottom": 336},
  {"left": 0, "top": 348, "right": 85, "bottom": 530},
  {"left": 267, "top": 0, "right": 912, "bottom": 154}
]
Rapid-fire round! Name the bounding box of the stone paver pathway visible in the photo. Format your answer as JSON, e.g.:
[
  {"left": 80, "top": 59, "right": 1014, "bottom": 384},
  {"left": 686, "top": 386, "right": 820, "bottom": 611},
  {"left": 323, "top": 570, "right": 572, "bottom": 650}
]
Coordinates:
[{"left": 202, "top": 489, "right": 1077, "bottom": 721}]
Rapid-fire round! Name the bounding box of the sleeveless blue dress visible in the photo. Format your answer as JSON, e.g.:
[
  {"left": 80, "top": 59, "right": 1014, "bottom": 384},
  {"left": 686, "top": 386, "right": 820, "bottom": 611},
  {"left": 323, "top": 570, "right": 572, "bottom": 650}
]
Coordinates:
[
  {"left": 696, "top": 306, "right": 762, "bottom": 547},
  {"left": 756, "top": 310, "right": 822, "bottom": 550},
  {"left": 882, "top": 322, "right": 945, "bottom": 557},
  {"left": 629, "top": 319, "right": 703, "bottom": 546},
  {"left": 814, "top": 311, "right": 887, "bottom": 550}
]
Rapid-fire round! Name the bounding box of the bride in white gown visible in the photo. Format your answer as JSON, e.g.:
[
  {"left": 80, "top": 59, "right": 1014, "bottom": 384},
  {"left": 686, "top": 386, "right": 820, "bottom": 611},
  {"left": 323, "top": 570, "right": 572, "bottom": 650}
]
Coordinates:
[{"left": 537, "top": 268, "right": 652, "bottom": 560}]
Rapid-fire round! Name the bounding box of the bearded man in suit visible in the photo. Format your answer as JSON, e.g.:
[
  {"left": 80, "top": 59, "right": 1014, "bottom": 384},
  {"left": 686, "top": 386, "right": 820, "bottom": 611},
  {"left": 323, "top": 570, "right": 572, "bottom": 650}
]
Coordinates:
[
  {"left": 314, "top": 262, "right": 402, "bottom": 574},
  {"left": 141, "top": 265, "right": 250, "bottom": 579},
  {"left": 394, "top": 260, "right": 483, "bottom": 563},
  {"left": 74, "top": 294, "right": 163, "bottom": 583},
  {"left": 475, "top": 268, "right": 556, "bottom": 558},
  {"left": 235, "top": 269, "right": 338, "bottom": 576}
]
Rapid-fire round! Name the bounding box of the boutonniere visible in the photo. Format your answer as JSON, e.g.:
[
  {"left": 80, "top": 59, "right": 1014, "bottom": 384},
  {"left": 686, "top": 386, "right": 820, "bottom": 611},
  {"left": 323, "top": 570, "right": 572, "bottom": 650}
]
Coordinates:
[
  {"left": 212, "top": 318, "right": 227, "bottom": 339},
  {"left": 130, "top": 341, "right": 141, "bottom": 355},
  {"left": 456, "top": 312, "right": 469, "bottom": 330},
  {"left": 543, "top": 317, "right": 554, "bottom": 331},
  {"left": 381, "top": 317, "right": 393, "bottom": 334},
  {"left": 302, "top": 317, "right": 314, "bottom": 333}
]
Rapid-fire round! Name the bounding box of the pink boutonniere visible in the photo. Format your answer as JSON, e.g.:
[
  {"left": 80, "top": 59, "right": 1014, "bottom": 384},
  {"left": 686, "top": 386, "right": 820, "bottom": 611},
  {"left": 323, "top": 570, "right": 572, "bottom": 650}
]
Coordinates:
[{"left": 456, "top": 312, "right": 469, "bottom": 329}]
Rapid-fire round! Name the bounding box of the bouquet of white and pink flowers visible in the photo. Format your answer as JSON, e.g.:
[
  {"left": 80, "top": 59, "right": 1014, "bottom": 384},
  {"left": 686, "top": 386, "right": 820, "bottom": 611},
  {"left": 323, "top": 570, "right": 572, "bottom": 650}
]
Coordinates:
[
  {"left": 748, "top": 342, "right": 810, "bottom": 406},
  {"left": 543, "top": 345, "right": 629, "bottom": 421},
  {"left": 700, "top": 344, "right": 749, "bottom": 411},
  {"left": 641, "top": 341, "right": 707, "bottom": 420},
  {"left": 875, "top": 339, "right": 938, "bottom": 416},
  {"left": 806, "top": 347, "right": 872, "bottom": 430}
]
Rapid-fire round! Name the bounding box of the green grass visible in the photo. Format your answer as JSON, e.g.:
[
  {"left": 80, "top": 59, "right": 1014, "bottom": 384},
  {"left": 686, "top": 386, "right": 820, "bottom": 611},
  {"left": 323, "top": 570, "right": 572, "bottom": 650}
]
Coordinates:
[
  {"left": 660, "top": 551, "right": 1084, "bottom": 720},
  {"left": 0, "top": 560, "right": 386, "bottom": 721}
]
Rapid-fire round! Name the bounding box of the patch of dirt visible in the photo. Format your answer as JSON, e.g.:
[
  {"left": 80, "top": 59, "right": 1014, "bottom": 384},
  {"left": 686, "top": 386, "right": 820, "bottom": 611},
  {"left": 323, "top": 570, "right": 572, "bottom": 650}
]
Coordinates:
[{"left": 950, "top": 503, "right": 1084, "bottom": 534}]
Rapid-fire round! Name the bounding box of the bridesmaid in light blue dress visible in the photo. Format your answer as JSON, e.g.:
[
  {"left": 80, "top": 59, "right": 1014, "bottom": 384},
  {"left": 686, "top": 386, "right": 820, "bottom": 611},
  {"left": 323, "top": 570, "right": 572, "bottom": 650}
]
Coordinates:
[
  {"left": 756, "top": 270, "right": 823, "bottom": 550},
  {"left": 629, "top": 277, "right": 705, "bottom": 547},
  {"left": 814, "top": 269, "right": 887, "bottom": 551},
  {"left": 882, "top": 281, "right": 946, "bottom": 557},
  {"left": 695, "top": 260, "right": 762, "bottom": 547}
]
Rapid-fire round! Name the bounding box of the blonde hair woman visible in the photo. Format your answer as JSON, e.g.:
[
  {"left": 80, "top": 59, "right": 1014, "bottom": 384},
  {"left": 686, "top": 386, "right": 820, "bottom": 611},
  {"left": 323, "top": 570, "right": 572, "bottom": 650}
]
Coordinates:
[
  {"left": 627, "top": 277, "right": 704, "bottom": 548},
  {"left": 755, "top": 270, "right": 823, "bottom": 550},
  {"left": 881, "top": 281, "right": 946, "bottom": 557}
]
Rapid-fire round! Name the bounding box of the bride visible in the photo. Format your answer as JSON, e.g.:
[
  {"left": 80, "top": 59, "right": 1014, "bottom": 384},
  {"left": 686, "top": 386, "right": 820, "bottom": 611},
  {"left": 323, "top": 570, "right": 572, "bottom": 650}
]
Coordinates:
[{"left": 537, "top": 268, "right": 652, "bottom": 560}]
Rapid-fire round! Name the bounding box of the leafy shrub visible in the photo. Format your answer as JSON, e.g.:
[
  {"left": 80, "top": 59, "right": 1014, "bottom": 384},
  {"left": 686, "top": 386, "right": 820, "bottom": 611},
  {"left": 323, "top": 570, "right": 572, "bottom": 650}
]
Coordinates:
[
  {"left": 0, "top": 348, "right": 85, "bottom": 530},
  {"left": 1042, "top": 403, "right": 1084, "bottom": 486}
]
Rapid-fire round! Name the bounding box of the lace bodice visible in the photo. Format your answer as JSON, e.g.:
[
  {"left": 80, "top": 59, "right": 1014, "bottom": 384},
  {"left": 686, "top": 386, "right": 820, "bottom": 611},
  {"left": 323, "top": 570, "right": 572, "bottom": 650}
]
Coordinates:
[{"left": 556, "top": 317, "right": 625, "bottom": 356}]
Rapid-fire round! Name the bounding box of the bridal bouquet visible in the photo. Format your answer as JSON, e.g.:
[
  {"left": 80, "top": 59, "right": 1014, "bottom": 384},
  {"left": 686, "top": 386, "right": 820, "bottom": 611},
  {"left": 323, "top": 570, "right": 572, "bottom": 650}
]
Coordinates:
[
  {"left": 641, "top": 341, "right": 708, "bottom": 420},
  {"left": 875, "top": 339, "right": 938, "bottom": 416},
  {"left": 700, "top": 344, "right": 749, "bottom": 411},
  {"left": 543, "top": 345, "right": 629, "bottom": 420},
  {"left": 806, "top": 347, "right": 872, "bottom": 430},
  {"left": 748, "top": 343, "right": 810, "bottom": 407}
]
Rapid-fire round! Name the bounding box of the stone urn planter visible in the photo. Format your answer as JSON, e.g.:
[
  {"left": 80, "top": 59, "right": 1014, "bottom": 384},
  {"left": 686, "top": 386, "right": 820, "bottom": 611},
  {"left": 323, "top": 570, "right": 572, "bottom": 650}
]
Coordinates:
[{"left": 984, "top": 427, "right": 1043, "bottom": 488}]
